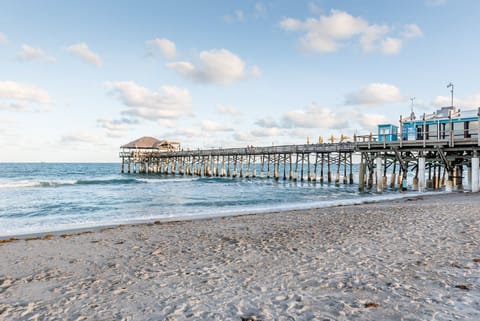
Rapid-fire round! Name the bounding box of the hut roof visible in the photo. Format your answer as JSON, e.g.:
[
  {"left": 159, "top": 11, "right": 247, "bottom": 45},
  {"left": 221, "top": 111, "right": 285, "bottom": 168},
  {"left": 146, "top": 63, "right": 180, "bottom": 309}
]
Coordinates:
[{"left": 121, "top": 136, "right": 178, "bottom": 150}]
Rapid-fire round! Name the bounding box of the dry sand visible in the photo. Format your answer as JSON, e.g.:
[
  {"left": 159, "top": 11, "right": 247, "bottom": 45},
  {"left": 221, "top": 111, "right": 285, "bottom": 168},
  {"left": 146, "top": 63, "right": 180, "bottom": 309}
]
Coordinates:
[{"left": 1, "top": 192, "right": 479, "bottom": 321}]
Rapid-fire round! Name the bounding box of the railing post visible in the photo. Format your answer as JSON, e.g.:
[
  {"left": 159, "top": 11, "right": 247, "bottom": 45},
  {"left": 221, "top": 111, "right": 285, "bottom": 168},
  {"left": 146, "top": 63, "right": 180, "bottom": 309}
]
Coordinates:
[
  {"left": 477, "top": 107, "right": 480, "bottom": 146},
  {"left": 399, "top": 115, "right": 403, "bottom": 148}
]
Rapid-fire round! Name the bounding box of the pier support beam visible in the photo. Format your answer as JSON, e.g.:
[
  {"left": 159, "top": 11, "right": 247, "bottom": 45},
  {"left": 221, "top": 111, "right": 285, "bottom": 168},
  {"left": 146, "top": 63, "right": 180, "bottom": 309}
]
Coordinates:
[
  {"left": 376, "top": 157, "right": 383, "bottom": 193},
  {"left": 472, "top": 156, "right": 479, "bottom": 192},
  {"left": 358, "top": 156, "right": 366, "bottom": 192},
  {"left": 455, "top": 164, "right": 464, "bottom": 191},
  {"left": 418, "top": 157, "right": 426, "bottom": 192},
  {"left": 446, "top": 167, "right": 454, "bottom": 192}
]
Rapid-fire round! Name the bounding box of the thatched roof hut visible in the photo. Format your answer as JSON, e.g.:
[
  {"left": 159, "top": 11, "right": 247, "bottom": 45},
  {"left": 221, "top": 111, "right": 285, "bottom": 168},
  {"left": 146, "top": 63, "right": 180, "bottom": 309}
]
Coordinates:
[{"left": 121, "top": 136, "right": 180, "bottom": 151}]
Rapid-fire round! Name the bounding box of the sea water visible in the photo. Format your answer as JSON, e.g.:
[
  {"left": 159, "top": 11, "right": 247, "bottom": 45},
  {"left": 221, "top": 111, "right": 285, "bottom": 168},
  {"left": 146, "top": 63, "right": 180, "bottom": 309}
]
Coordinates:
[{"left": 0, "top": 162, "right": 425, "bottom": 237}]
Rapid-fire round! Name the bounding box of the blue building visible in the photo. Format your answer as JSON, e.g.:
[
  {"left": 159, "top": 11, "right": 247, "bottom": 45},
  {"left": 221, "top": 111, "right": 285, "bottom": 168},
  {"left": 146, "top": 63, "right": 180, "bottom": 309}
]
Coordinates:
[
  {"left": 378, "top": 106, "right": 479, "bottom": 142},
  {"left": 377, "top": 124, "right": 398, "bottom": 142},
  {"left": 401, "top": 107, "right": 479, "bottom": 141}
]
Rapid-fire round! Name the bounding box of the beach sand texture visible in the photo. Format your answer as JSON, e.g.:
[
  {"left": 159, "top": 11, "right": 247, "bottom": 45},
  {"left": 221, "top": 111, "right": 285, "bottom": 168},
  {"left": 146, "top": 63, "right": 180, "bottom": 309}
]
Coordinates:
[{"left": 1, "top": 193, "right": 479, "bottom": 320}]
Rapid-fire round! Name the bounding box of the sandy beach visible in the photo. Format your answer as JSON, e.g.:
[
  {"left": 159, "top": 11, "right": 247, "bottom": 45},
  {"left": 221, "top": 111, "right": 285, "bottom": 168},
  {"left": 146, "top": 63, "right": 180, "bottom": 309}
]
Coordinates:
[{"left": 1, "top": 192, "right": 479, "bottom": 321}]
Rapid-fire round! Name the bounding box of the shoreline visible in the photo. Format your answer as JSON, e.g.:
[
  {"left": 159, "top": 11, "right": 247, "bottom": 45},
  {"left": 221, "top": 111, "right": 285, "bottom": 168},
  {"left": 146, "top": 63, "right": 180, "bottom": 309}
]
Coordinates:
[
  {"left": 1, "top": 192, "right": 479, "bottom": 320},
  {"left": 0, "top": 190, "right": 451, "bottom": 240}
]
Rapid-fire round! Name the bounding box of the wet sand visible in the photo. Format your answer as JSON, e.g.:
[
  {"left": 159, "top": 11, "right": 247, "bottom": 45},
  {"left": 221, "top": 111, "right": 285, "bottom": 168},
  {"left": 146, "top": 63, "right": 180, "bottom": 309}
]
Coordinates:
[{"left": 1, "top": 193, "right": 479, "bottom": 320}]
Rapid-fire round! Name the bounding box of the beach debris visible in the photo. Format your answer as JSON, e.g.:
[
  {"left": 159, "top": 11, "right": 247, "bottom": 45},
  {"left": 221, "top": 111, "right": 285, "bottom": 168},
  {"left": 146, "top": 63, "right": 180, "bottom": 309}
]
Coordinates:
[
  {"left": 473, "top": 258, "right": 480, "bottom": 263},
  {"left": 241, "top": 317, "right": 262, "bottom": 321},
  {"left": 25, "top": 236, "right": 41, "bottom": 241},
  {"left": 0, "top": 237, "right": 19, "bottom": 244},
  {"left": 43, "top": 234, "right": 55, "bottom": 240},
  {"left": 364, "top": 302, "right": 380, "bottom": 308},
  {"left": 455, "top": 284, "right": 473, "bottom": 290},
  {"left": 154, "top": 221, "right": 162, "bottom": 225}
]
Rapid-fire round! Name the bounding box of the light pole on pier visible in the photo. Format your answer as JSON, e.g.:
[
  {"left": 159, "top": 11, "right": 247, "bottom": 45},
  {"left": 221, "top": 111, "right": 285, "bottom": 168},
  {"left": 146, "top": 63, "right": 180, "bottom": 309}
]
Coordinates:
[
  {"left": 447, "top": 82, "right": 454, "bottom": 107},
  {"left": 410, "top": 97, "right": 416, "bottom": 119}
]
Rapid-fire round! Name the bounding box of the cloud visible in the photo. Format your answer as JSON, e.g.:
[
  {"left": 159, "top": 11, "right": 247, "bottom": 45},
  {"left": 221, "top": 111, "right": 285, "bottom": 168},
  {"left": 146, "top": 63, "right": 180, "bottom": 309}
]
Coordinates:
[
  {"left": 201, "top": 120, "right": 234, "bottom": 132},
  {"left": 215, "top": 104, "right": 242, "bottom": 116},
  {"left": 0, "top": 102, "right": 28, "bottom": 111},
  {"left": 254, "top": 2, "right": 267, "bottom": 17},
  {"left": 233, "top": 131, "right": 255, "bottom": 142},
  {"left": 280, "top": 9, "right": 422, "bottom": 54},
  {"left": 18, "top": 44, "right": 56, "bottom": 63},
  {"left": 354, "top": 112, "right": 388, "bottom": 130},
  {"left": 255, "top": 117, "right": 280, "bottom": 128},
  {"left": 224, "top": 9, "right": 245, "bottom": 23},
  {"left": 164, "top": 127, "right": 203, "bottom": 139},
  {"left": 345, "top": 83, "right": 404, "bottom": 105},
  {"left": 251, "top": 127, "right": 284, "bottom": 137},
  {"left": 402, "top": 24, "right": 423, "bottom": 39},
  {"left": 167, "top": 49, "right": 254, "bottom": 85},
  {"left": 61, "top": 132, "right": 102, "bottom": 144},
  {"left": 0, "top": 32, "right": 7, "bottom": 45},
  {"left": 0, "top": 81, "right": 52, "bottom": 104},
  {"left": 97, "top": 119, "right": 133, "bottom": 138},
  {"left": 146, "top": 38, "right": 177, "bottom": 58},
  {"left": 360, "top": 25, "right": 403, "bottom": 55},
  {"left": 432, "top": 94, "right": 480, "bottom": 107},
  {"left": 106, "top": 81, "right": 192, "bottom": 121},
  {"left": 282, "top": 104, "right": 349, "bottom": 129},
  {"left": 66, "top": 43, "right": 102, "bottom": 66}
]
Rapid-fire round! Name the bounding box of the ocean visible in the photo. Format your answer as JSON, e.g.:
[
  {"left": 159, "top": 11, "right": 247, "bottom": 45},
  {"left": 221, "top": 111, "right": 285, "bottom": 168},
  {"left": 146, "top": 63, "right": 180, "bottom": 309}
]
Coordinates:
[{"left": 0, "top": 162, "right": 426, "bottom": 237}]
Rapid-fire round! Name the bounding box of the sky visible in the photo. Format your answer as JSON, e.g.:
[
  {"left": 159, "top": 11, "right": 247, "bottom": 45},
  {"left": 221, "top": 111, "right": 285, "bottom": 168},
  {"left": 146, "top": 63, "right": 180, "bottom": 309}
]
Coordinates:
[{"left": 1, "top": 0, "right": 480, "bottom": 162}]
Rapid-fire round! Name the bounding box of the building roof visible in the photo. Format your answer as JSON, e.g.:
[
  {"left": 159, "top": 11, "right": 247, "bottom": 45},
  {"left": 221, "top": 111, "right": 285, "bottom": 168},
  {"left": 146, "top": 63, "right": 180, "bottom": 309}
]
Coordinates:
[{"left": 121, "top": 136, "right": 179, "bottom": 150}]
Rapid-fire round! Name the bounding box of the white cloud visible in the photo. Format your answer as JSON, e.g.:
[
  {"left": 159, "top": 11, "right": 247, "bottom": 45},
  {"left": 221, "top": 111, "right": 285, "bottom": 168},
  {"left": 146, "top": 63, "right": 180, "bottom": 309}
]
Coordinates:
[
  {"left": 146, "top": 38, "right": 177, "bottom": 58},
  {"left": 432, "top": 94, "right": 480, "bottom": 107},
  {"left": 201, "top": 120, "right": 234, "bottom": 132},
  {"left": 0, "top": 32, "right": 7, "bottom": 45},
  {"left": 282, "top": 104, "right": 349, "bottom": 129},
  {"left": 233, "top": 131, "right": 255, "bottom": 142},
  {"left": 164, "top": 127, "right": 203, "bottom": 139},
  {"left": 255, "top": 117, "right": 280, "bottom": 128},
  {"left": 0, "top": 102, "right": 28, "bottom": 111},
  {"left": 380, "top": 37, "right": 403, "bottom": 55},
  {"left": 354, "top": 112, "right": 388, "bottom": 130},
  {"left": 66, "top": 43, "right": 102, "bottom": 66},
  {"left": 402, "top": 24, "right": 423, "bottom": 39},
  {"left": 97, "top": 119, "right": 131, "bottom": 138},
  {"left": 167, "top": 49, "right": 253, "bottom": 85},
  {"left": 61, "top": 132, "right": 102, "bottom": 144},
  {"left": 345, "top": 83, "right": 404, "bottom": 105},
  {"left": 280, "top": 9, "right": 422, "bottom": 54},
  {"left": 224, "top": 9, "right": 245, "bottom": 23},
  {"left": 0, "top": 81, "right": 52, "bottom": 104},
  {"left": 215, "top": 104, "right": 242, "bottom": 116},
  {"left": 254, "top": 3, "right": 267, "bottom": 17},
  {"left": 18, "top": 44, "right": 56, "bottom": 63},
  {"left": 235, "top": 10, "right": 245, "bottom": 21},
  {"left": 106, "top": 81, "right": 192, "bottom": 121},
  {"left": 251, "top": 127, "right": 284, "bottom": 137}
]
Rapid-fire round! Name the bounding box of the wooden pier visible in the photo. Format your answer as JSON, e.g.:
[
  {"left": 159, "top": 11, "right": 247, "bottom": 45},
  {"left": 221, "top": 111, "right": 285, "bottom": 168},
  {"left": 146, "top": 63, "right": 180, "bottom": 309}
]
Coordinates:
[{"left": 120, "top": 133, "right": 480, "bottom": 193}]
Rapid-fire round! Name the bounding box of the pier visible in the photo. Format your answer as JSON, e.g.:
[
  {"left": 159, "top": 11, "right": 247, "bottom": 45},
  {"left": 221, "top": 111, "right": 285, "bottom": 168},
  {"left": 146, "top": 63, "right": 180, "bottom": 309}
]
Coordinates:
[
  {"left": 120, "top": 134, "right": 480, "bottom": 193},
  {"left": 120, "top": 107, "right": 480, "bottom": 193}
]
